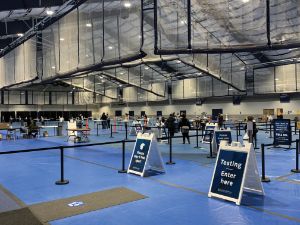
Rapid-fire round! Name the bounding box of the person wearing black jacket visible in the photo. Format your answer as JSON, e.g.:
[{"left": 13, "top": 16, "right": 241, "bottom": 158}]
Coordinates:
[
  {"left": 179, "top": 114, "right": 191, "bottom": 144},
  {"left": 100, "top": 112, "right": 107, "bottom": 129},
  {"left": 165, "top": 114, "right": 176, "bottom": 137}
]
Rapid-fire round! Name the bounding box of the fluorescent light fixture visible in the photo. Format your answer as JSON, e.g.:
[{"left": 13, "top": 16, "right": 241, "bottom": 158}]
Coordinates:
[
  {"left": 46, "top": 10, "right": 54, "bottom": 16},
  {"left": 124, "top": 2, "right": 132, "bottom": 8},
  {"left": 138, "top": 35, "right": 142, "bottom": 39},
  {"left": 99, "top": 75, "right": 103, "bottom": 78},
  {"left": 145, "top": 66, "right": 149, "bottom": 70},
  {"left": 17, "top": 33, "right": 24, "bottom": 37},
  {"left": 86, "top": 23, "right": 92, "bottom": 27},
  {"left": 242, "top": 0, "right": 249, "bottom": 2},
  {"left": 60, "top": 38, "right": 65, "bottom": 41},
  {"left": 108, "top": 46, "right": 113, "bottom": 50},
  {"left": 228, "top": 88, "right": 233, "bottom": 91},
  {"left": 120, "top": 72, "right": 124, "bottom": 75},
  {"left": 176, "top": 60, "right": 181, "bottom": 64},
  {"left": 96, "top": 93, "right": 100, "bottom": 96},
  {"left": 73, "top": 87, "right": 75, "bottom": 90},
  {"left": 275, "top": 78, "right": 279, "bottom": 81},
  {"left": 119, "top": 84, "right": 123, "bottom": 87},
  {"left": 51, "top": 66, "right": 56, "bottom": 69}
]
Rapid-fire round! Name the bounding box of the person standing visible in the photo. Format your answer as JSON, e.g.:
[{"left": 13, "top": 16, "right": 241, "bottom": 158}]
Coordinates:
[
  {"left": 106, "top": 113, "right": 110, "bottom": 129},
  {"left": 245, "top": 116, "right": 256, "bottom": 143},
  {"left": 179, "top": 114, "right": 191, "bottom": 144},
  {"left": 100, "top": 112, "right": 107, "bottom": 129},
  {"left": 217, "top": 113, "right": 224, "bottom": 129},
  {"left": 166, "top": 114, "right": 176, "bottom": 138}
]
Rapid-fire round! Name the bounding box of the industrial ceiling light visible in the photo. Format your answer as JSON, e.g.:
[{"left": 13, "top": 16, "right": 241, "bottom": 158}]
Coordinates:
[
  {"left": 108, "top": 46, "right": 113, "bottom": 50},
  {"left": 86, "top": 23, "right": 92, "bottom": 27},
  {"left": 242, "top": 0, "right": 249, "bottom": 2},
  {"left": 120, "top": 72, "right": 124, "bottom": 75},
  {"left": 124, "top": 1, "right": 132, "bottom": 8},
  {"left": 17, "top": 33, "right": 24, "bottom": 37},
  {"left": 119, "top": 84, "right": 123, "bottom": 87},
  {"left": 46, "top": 10, "right": 54, "bottom": 16},
  {"left": 275, "top": 78, "right": 279, "bottom": 81},
  {"left": 145, "top": 66, "right": 149, "bottom": 70},
  {"left": 51, "top": 66, "right": 56, "bottom": 69},
  {"left": 60, "top": 38, "right": 65, "bottom": 41},
  {"left": 176, "top": 60, "right": 181, "bottom": 64}
]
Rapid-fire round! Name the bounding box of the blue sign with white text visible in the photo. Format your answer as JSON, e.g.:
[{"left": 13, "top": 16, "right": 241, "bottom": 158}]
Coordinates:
[
  {"left": 203, "top": 125, "right": 216, "bottom": 142},
  {"left": 129, "top": 139, "right": 151, "bottom": 173},
  {"left": 210, "top": 149, "right": 247, "bottom": 199},
  {"left": 273, "top": 119, "right": 291, "bottom": 146},
  {"left": 215, "top": 131, "right": 232, "bottom": 146}
]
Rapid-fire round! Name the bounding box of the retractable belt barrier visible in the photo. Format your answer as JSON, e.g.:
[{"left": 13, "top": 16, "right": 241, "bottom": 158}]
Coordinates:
[
  {"left": 0, "top": 140, "right": 136, "bottom": 185},
  {"left": 260, "top": 139, "right": 300, "bottom": 183}
]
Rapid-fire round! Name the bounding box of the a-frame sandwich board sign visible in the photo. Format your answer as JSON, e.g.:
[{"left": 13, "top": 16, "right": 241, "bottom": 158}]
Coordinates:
[
  {"left": 212, "top": 129, "right": 232, "bottom": 154},
  {"left": 202, "top": 123, "right": 218, "bottom": 143},
  {"left": 208, "top": 141, "right": 264, "bottom": 205},
  {"left": 128, "top": 132, "right": 165, "bottom": 177}
]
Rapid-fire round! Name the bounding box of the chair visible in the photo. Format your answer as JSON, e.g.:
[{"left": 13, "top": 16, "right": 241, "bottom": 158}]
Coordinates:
[{"left": 67, "top": 121, "right": 77, "bottom": 141}]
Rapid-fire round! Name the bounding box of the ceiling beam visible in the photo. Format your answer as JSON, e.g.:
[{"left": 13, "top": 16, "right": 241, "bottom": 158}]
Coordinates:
[
  {"left": 101, "top": 71, "right": 165, "bottom": 98},
  {"left": 62, "top": 80, "right": 117, "bottom": 100},
  {"left": 0, "top": 0, "right": 64, "bottom": 11},
  {"left": 180, "top": 59, "right": 246, "bottom": 92}
]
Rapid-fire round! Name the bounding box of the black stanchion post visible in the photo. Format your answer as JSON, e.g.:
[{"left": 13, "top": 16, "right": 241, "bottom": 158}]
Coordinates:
[
  {"left": 295, "top": 121, "right": 297, "bottom": 135},
  {"left": 236, "top": 124, "right": 238, "bottom": 142},
  {"left": 166, "top": 134, "right": 175, "bottom": 165},
  {"left": 238, "top": 122, "right": 241, "bottom": 136},
  {"left": 261, "top": 144, "right": 271, "bottom": 182},
  {"left": 118, "top": 140, "right": 127, "bottom": 173},
  {"left": 254, "top": 132, "right": 259, "bottom": 150},
  {"left": 269, "top": 123, "right": 272, "bottom": 138},
  {"left": 207, "top": 132, "right": 215, "bottom": 158},
  {"left": 194, "top": 127, "right": 199, "bottom": 148},
  {"left": 125, "top": 122, "right": 128, "bottom": 140},
  {"left": 291, "top": 139, "right": 300, "bottom": 173},
  {"left": 97, "top": 124, "right": 99, "bottom": 136},
  {"left": 55, "top": 146, "right": 69, "bottom": 185},
  {"left": 110, "top": 124, "right": 113, "bottom": 138}
]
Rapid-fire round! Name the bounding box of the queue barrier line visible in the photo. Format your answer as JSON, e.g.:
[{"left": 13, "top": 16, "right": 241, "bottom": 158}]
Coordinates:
[{"left": 0, "top": 139, "right": 135, "bottom": 185}]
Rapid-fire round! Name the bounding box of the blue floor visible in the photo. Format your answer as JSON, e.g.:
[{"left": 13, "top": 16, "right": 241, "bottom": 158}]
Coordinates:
[{"left": 0, "top": 123, "right": 299, "bottom": 225}]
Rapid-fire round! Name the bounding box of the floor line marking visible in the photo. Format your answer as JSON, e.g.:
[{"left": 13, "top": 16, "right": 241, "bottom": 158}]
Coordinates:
[
  {"left": 63, "top": 153, "right": 300, "bottom": 222},
  {"left": 148, "top": 177, "right": 300, "bottom": 223},
  {"left": 0, "top": 183, "right": 26, "bottom": 208},
  {"left": 275, "top": 173, "right": 295, "bottom": 181},
  {"left": 64, "top": 154, "right": 120, "bottom": 171}
]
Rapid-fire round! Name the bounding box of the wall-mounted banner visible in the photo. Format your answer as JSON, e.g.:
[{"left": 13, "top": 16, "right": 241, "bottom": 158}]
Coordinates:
[
  {"left": 128, "top": 132, "right": 165, "bottom": 177},
  {"left": 273, "top": 119, "right": 291, "bottom": 146},
  {"left": 208, "top": 141, "right": 264, "bottom": 205},
  {"left": 212, "top": 129, "right": 232, "bottom": 154},
  {"left": 202, "top": 123, "right": 218, "bottom": 143}
]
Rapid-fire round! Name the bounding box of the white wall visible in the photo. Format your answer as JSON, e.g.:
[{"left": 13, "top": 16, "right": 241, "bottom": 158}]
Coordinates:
[
  {"left": 0, "top": 104, "right": 101, "bottom": 118},
  {"left": 99, "top": 97, "right": 300, "bottom": 120}
]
